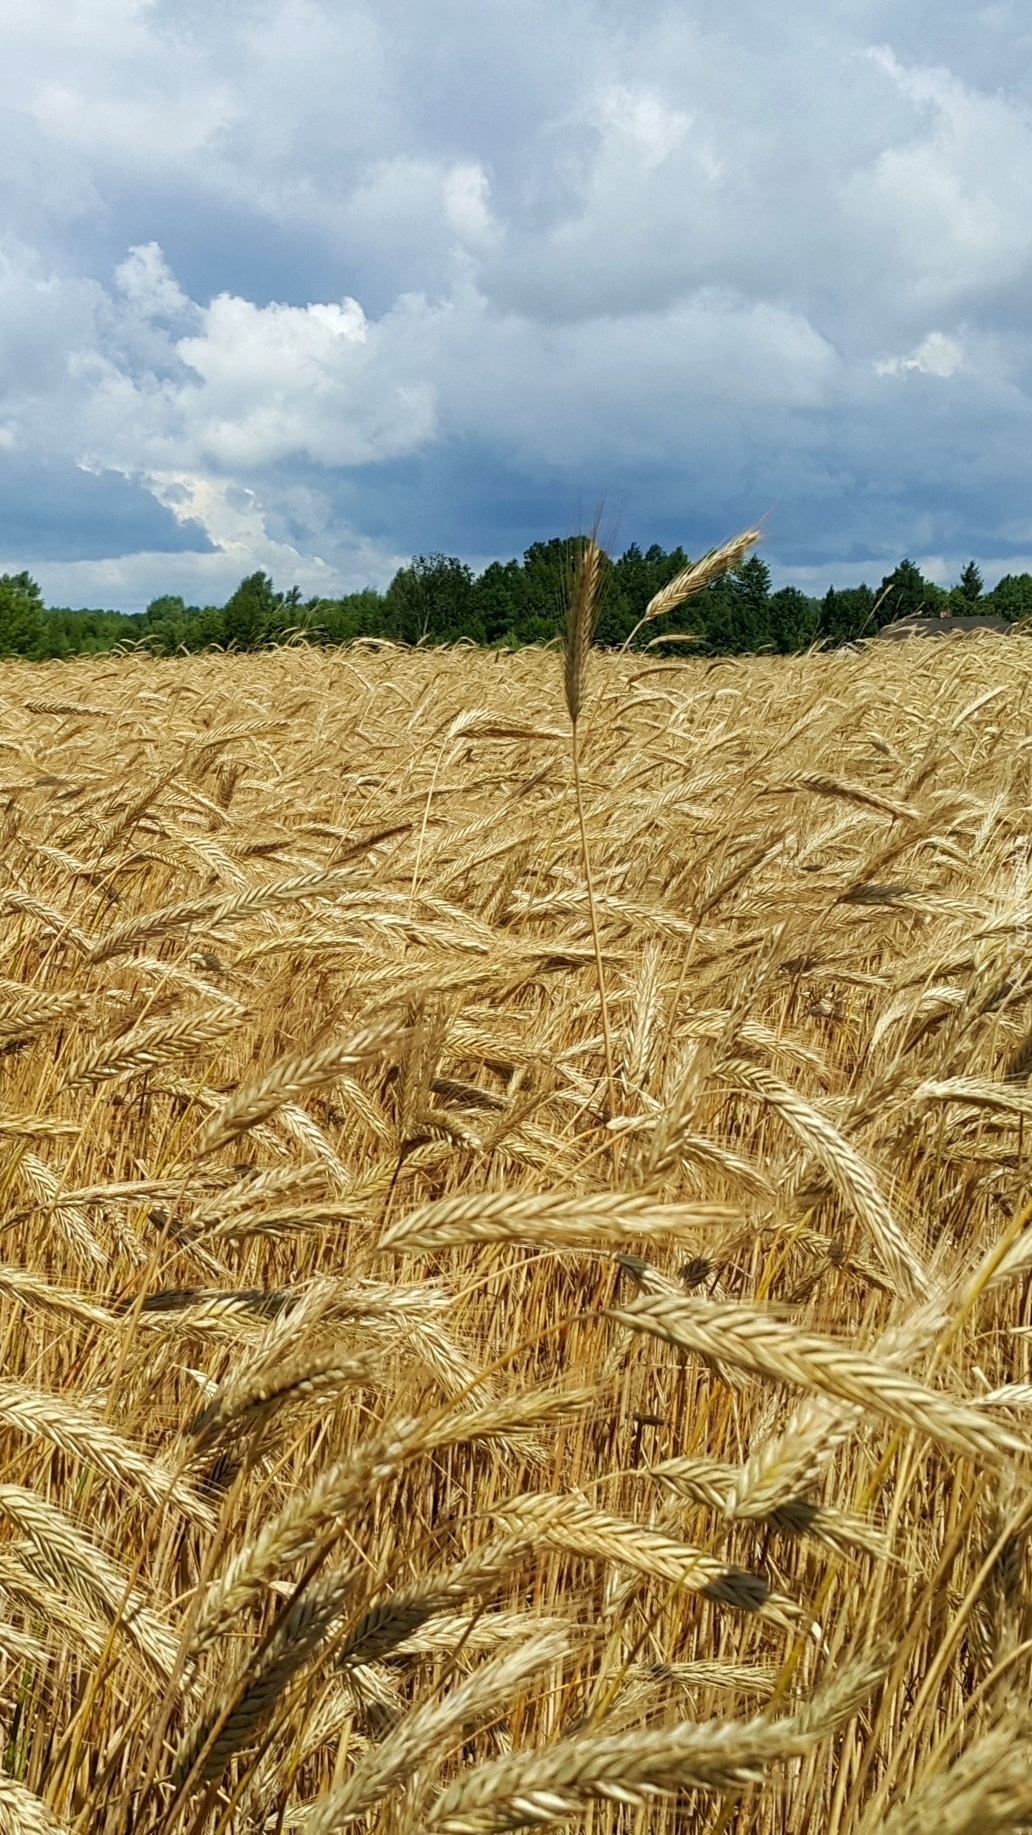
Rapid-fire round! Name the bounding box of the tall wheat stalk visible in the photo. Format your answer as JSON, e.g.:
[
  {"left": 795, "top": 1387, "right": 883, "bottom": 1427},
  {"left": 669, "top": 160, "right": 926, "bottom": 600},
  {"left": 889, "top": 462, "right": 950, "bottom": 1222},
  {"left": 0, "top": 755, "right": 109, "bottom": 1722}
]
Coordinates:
[{"left": 563, "top": 534, "right": 617, "bottom": 1125}]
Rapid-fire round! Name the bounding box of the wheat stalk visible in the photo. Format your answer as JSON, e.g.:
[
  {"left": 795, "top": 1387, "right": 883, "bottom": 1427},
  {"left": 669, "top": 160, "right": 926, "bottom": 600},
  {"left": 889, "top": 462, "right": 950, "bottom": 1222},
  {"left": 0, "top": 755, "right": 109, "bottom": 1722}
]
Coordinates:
[{"left": 563, "top": 534, "right": 617, "bottom": 1125}]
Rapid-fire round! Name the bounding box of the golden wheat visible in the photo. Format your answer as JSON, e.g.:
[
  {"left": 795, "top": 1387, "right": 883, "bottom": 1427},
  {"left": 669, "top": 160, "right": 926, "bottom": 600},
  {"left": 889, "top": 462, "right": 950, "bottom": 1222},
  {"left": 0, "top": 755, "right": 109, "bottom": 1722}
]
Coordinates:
[{"left": 0, "top": 633, "right": 1031, "bottom": 1834}]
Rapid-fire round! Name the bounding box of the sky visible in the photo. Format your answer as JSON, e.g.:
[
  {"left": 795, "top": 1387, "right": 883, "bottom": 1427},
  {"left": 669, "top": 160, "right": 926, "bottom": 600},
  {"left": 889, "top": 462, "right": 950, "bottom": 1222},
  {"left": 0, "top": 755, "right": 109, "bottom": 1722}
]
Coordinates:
[{"left": 2, "top": 0, "right": 1032, "bottom": 613}]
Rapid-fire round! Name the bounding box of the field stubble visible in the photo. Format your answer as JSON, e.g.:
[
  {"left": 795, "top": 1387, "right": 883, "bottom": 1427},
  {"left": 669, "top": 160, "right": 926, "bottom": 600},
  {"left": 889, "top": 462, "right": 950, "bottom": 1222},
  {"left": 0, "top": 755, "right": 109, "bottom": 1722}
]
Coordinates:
[{"left": 0, "top": 635, "right": 1028, "bottom": 1833}]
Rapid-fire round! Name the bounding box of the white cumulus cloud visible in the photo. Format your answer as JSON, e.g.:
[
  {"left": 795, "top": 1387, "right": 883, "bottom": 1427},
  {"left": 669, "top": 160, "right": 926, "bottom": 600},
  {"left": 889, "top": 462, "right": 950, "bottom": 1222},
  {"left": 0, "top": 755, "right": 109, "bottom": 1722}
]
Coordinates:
[{"left": 875, "top": 332, "right": 964, "bottom": 377}]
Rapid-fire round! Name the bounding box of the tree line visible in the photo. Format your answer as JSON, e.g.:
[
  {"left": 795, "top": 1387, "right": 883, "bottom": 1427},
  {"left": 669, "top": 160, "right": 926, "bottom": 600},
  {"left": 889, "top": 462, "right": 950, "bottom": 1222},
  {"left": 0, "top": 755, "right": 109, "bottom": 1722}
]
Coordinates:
[{"left": 2, "top": 545, "right": 1031, "bottom": 661}]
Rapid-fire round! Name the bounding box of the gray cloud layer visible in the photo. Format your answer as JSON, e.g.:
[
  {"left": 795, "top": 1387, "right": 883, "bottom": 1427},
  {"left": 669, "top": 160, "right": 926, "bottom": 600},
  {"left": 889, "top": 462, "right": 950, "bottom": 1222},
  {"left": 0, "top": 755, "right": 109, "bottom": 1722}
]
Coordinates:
[{"left": 1, "top": 0, "right": 1031, "bottom": 609}]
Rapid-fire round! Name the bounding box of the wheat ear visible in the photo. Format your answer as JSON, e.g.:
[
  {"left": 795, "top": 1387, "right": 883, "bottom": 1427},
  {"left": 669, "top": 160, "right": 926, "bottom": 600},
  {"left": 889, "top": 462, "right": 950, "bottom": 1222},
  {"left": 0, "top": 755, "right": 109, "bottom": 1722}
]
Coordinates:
[
  {"left": 188, "top": 1387, "right": 593, "bottom": 1657},
  {"left": 425, "top": 1647, "right": 885, "bottom": 1831},
  {"left": 381, "top": 1190, "right": 735, "bottom": 1251},
  {"left": 864, "top": 1723, "right": 1032, "bottom": 1835},
  {"left": 613, "top": 1291, "right": 1028, "bottom": 1465},
  {"left": 196, "top": 1014, "right": 404, "bottom": 1156},
  {"left": 492, "top": 1494, "right": 799, "bottom": 1627},
  {"left": 0, "top": 1484, "right": 177, "bottom": 1680},
  {"left": 0, "top": 1773, "right": 68, "bottom": 1835},
  {"left": 619, "top": 527, "right": 762, "bottom": 652},
  {"left": 304, "top": 1630, "right": 568, "bottom": 1834}
]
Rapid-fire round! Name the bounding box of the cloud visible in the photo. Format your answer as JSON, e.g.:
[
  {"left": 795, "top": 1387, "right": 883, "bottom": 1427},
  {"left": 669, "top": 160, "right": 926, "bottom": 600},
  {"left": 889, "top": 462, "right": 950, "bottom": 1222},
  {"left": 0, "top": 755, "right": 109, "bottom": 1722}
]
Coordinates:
[
  {"left": 0, "top": 0, "right": 1031, "bottom": 610},
  {"left": 72, "top": 269, "right": 441, "bottom": 482},
  {"left": 0, "top": 453, "right": 214, "bottom": 561},
  {"left": 114, "top": 241, "right": 196, "bottom": 320},
  {"left": 593, "top": 85, "right": 693, "bottom": 172},
  {"left": 875, "top": 332, "right": 964, "bottom": 377}
]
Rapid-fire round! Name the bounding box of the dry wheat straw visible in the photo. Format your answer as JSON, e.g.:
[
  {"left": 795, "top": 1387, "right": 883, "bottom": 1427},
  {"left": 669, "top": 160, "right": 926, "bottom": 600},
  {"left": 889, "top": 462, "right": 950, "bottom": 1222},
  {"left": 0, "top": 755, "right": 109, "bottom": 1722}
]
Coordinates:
[
  {"left": 86, "top": 867, "right": 366, "bottom": 962},
  {"left": 0, "top": 1267, "right": 115, "bottom": 1328},
  {"left": 18, "top": 1154, "right": 105, "bottom": 1267},
  {"left": 563, "top": 535, "right": 617, "bottom": 1124},
  {"left": 3, "top": 638, "right": 1032, "bottom": 1835},
  {"left": 173, "top": 1564, "right": 363, "bottom": 1791},
  {"left": 336, "top": 1537, "right": 534, "bottom": 1669}
]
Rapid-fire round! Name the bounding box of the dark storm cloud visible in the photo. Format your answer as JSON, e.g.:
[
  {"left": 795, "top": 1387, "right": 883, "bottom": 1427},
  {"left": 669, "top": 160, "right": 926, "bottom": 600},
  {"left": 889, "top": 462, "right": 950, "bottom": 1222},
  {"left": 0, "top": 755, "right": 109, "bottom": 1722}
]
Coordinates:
[{"left": 1, "top": 0, "right": 1031, "bottom": 610}]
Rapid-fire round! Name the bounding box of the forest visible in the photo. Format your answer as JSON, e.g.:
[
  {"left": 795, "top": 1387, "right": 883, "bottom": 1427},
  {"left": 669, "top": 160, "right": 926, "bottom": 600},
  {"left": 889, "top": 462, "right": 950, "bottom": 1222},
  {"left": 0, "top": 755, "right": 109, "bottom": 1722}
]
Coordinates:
[{"left": 2, "top": 542, "right": 1031, "bottom": 660}]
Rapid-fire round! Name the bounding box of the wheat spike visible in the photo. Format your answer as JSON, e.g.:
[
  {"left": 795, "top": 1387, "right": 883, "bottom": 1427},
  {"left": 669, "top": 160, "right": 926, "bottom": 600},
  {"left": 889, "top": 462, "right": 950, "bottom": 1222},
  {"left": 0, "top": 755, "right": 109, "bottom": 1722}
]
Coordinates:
[
  {"left": 620, "top": 527, "right": 762, "bottom": 650},
  {"left": 613, "top": 1291, "right": 1027, "bottom": 1465},
  {"left": 425, "top": 1648, "right": 885, "bottom": 1830},
  {"left": 0, "top": 1484, "right": 177, "bottom": 1679},
  {"left": 868, "top": 1725, "right": 1032, "bottom": 1835},
  {"left": 0, "top": 1386, "right": 212, "bottom": 1522},
  {"left": 381, "top": 1190, "right": 735, "bottom": 1251},
  {"left": 305, "top": 1630, "right": 569, "bottom": 1834},
  {"left": 0, "top": 1774, "right": 68, "bottom": 1835},
  {"left": 492, "top": 1494, "right": 799, "bottom": 1626},
  {"left": 196, "top": 1014, "right": 405, "bottom": 1156}
]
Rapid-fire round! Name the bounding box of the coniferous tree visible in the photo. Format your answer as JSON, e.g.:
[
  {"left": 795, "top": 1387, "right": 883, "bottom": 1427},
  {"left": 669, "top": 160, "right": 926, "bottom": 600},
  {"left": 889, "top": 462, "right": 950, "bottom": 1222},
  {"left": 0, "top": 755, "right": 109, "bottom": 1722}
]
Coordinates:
[
  {"left": 818, "top": 584, "right": 877, "bottom": 644},
  {"left": 769, "top": 585, "right": 819, "bottom": 652},
  {"left": 878, "top": 559, "right": 925, "bottom": 622},
  {"left": 957, "top": 561, "right": 983, "bottom": 603}
]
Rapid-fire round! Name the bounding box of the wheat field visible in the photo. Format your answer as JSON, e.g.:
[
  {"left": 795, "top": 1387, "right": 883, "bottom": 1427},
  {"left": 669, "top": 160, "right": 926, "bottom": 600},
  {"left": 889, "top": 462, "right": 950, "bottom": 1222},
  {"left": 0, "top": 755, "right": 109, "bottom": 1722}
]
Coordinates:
[{"left": 0, "top": 627, "right": 1031, "bottom": 1835}]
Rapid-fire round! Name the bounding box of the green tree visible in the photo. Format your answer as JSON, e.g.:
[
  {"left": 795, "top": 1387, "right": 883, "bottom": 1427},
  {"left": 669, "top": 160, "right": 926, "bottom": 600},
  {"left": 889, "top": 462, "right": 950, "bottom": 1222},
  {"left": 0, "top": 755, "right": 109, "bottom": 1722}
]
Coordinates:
[
  {"left": 694, "top": 557, "right": 773, "bottom": 653},
  {"left": 596, "top": 542, "right": 690, "bottom": 647},
  {"left": 517, "top": 539, "right": 571, "bottom": 644},
  {"left": 733, "top": 556, "right": 774, "bottom": 648},
  {"left": 957, "top": 560, "right": 983, "bottom": 603},
  {"left": 817, "top": 584, "right": 877, "bottom": 644},
  {"left": 35, "top": 607, "right": 140, "bottom": 658},
  {"left": 145, "top": 593, "right": 188, "bottom": 622},
  {"left": 769, "top": 585, "right": 819, "bottom": 652},
  {"left": 311, "top": 590, "right": 385, "bottom": 644},
  {"left": 222, "top": 572, "right": 281, "bottom": 649},
  {"left": 0, "top": 572, "right": 45, "bottom": 657},
  {"left": 988, "top": 574, "right": 1032, "bottom": 624},
  {"left": 139, "top": 595, "right": 227, "bottom": 654},
  {"left": 383, "top": 554, "right": 476, "bottom": 643},
  {"left": 470, "top": 560, "right": 527, "bottom": 644},
  {"left": 877, "top": 559, "right": 943, "bottom": 623}
]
